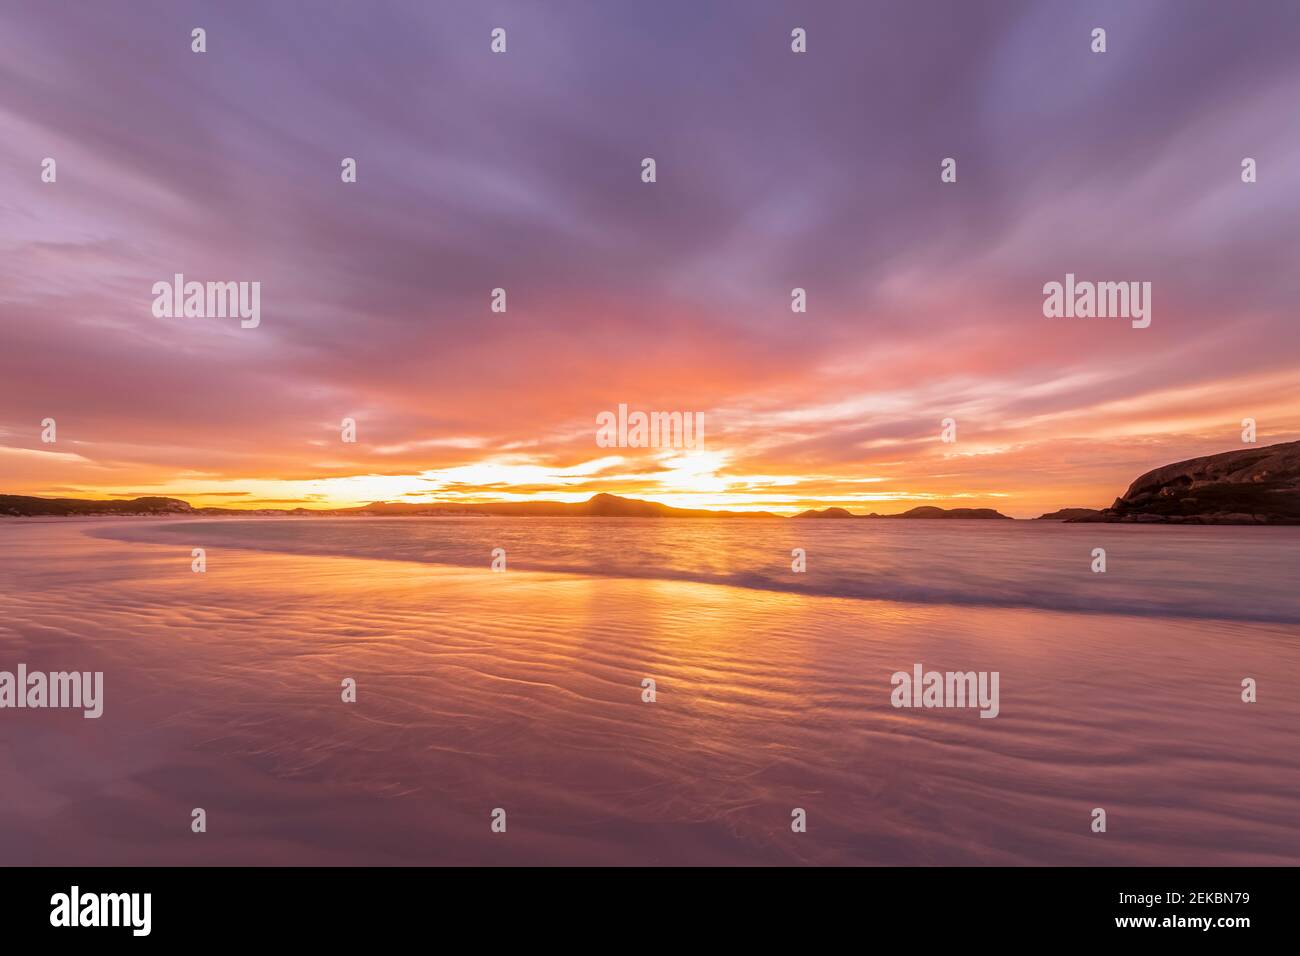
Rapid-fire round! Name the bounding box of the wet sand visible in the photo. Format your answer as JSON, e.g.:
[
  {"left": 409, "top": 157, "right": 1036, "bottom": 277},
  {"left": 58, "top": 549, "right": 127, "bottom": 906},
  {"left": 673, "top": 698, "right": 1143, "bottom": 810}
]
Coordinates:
[{"left": 1, "top": 519, "right": 1298, "bottom": 865}]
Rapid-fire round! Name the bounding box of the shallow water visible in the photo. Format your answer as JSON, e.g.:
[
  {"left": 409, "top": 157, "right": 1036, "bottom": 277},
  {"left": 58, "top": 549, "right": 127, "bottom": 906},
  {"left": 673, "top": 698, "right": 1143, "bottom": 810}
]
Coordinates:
[
  {"left": 97, "top": 516, "right": 1300, "bottom": 623},
  {"left": 1, "top": 518, "right": 1298, "bottom": 865}
]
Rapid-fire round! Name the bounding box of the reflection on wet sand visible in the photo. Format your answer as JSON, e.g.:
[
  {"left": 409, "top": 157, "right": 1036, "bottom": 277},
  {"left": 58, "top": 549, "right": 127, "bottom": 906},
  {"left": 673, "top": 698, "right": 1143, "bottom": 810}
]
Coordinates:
[{"left": 1, "top": 520, "right": 1297, "bottom": 865}]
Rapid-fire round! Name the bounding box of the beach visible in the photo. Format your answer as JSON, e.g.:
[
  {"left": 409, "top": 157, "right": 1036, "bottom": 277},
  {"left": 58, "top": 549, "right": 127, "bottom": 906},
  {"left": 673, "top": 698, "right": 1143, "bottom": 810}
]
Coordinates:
[{"left": 1, "top": 518, "right": 1298, "bottom": 865}]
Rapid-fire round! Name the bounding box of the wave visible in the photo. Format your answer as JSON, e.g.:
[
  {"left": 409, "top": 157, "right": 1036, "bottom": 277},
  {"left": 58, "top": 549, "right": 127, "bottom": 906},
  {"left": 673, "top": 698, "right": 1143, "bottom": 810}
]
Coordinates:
[{"left": 85, "top": 518, "right": 1300, "bottom": 626}]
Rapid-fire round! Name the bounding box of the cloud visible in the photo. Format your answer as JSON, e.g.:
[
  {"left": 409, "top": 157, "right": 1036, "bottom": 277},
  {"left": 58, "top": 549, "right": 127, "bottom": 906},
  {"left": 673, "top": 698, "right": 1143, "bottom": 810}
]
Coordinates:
[{"left": 1, "top": 1, "right": 1298, "bottom": 515}]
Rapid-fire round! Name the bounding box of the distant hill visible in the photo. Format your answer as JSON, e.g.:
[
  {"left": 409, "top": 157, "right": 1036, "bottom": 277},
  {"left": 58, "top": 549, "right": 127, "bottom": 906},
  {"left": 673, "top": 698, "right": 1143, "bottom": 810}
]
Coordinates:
[
  {"left": 792, "top": 505, "right": 1012, "bottom": 519},
  {"left": 0, "top": 491, "right": 1014, "bottom": 520},
  {"left": 881, "top": 506, "right": 1012, "bottom": 520},
  {"left": 342, "top": 493, "right": 775, "bottom": 519},
  {"left": 1067, "top": 440, "right": 1300, "bottom": 524},
  {"left": 0, "top": 492, "right": 777, "bottom": 519},
  {"left": 1036, "top": 508, "right": 1104, "bottom": 521},
  {"left": 793, "top": 507, "right": 855, "bottom": 519}
]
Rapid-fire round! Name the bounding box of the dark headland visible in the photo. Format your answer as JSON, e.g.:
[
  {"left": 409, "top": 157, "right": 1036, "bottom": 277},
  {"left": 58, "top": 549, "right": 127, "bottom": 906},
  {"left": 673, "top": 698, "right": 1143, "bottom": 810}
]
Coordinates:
[{"left": 1054, "top": 440, "right": 1300, "bottom": 524}]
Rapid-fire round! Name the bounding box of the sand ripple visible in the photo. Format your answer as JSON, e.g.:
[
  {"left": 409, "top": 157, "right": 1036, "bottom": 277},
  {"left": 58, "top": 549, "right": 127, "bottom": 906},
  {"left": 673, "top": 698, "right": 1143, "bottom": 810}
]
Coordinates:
[{"left": 1, "top": 520, "right": 1298, "bottom": 865}]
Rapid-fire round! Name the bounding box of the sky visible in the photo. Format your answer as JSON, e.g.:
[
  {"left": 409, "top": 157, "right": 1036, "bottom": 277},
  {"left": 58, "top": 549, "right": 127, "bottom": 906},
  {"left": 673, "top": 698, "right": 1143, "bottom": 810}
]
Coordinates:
[{"left": 2, "top": 0, "right": 1299, "bottom": 517}]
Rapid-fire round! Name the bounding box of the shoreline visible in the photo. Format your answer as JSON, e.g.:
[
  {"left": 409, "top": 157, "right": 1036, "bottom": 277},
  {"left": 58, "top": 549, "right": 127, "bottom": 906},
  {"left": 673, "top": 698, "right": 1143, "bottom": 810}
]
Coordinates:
[
  {"left": 71, "top": 517, "right": 1300, "bottom": 627},
  {"left": 2, "top": 520, "right": 1298, "bottom": 865}
]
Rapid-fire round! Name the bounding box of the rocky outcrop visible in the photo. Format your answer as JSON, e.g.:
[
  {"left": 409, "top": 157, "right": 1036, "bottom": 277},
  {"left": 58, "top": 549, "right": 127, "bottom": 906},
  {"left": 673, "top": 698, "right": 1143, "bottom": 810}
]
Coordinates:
[{"left": 1068, "top": 441, "right": 1300, "bottom": 524}]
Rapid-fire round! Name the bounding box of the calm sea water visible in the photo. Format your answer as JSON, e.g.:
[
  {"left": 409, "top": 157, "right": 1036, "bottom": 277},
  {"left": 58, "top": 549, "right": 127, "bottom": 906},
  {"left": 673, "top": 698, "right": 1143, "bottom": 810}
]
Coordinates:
[{"left": 96, "top": 517, "right": 1300, "bottom": 623}]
